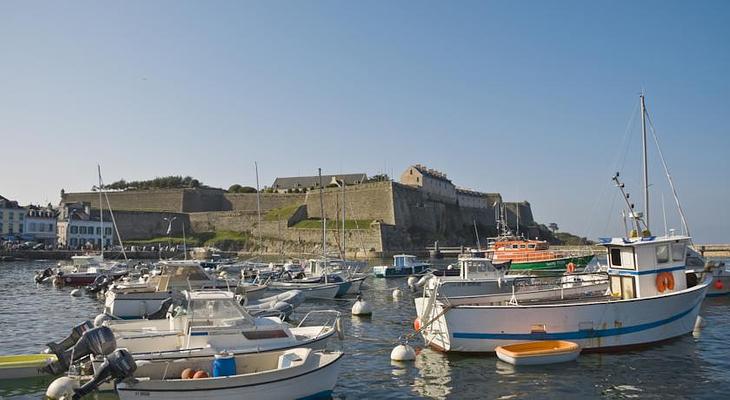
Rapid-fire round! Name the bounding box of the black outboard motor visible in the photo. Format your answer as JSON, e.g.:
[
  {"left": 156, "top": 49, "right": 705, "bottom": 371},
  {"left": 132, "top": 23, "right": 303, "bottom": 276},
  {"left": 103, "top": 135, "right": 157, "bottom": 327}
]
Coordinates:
[
  {"left": 43, "top": 320, "right": 93, "bottom": 356},
  {"left": 35, "top": 268, "right": 54, "bottom": 283},
  {"left": 86, "top": 274, "right": 112, "bottom": 293},
  {"left": 72, "top": 349, "right": 137, "bottom": 400},
  {"left": 43, "top": 326, "right": 117, "bottom": 375},
  {"left": 144, "top": 297, "right": 174, "bottom": 320}
]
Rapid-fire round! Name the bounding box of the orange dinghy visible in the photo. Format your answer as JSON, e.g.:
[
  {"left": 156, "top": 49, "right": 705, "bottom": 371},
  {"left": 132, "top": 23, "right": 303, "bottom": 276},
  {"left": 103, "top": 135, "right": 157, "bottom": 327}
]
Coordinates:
[{"left": 495, "top": 341, "right": 580, "bottom": 366}]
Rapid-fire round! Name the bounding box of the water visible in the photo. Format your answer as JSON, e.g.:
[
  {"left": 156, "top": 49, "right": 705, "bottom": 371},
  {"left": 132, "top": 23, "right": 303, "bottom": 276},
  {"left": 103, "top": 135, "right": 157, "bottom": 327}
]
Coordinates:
[{"left": 2, "top": 259, "right": 730, "bottom": 399}]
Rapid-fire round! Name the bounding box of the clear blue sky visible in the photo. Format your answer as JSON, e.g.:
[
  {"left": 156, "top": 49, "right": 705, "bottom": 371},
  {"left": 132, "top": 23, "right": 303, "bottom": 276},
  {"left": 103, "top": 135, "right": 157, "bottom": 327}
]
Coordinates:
[{"left": 1, "top": 1, "right": 728, "bottom": 243}]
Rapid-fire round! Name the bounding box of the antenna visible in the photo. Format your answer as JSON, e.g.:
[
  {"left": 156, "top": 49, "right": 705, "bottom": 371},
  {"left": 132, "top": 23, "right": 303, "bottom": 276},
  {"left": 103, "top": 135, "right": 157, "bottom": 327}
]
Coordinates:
[
  {"left": 640, "top": 93, "right": 650, "bottom": 230},
  {"left": 612, "top": 172, "right": 647, "bottom": 235}
]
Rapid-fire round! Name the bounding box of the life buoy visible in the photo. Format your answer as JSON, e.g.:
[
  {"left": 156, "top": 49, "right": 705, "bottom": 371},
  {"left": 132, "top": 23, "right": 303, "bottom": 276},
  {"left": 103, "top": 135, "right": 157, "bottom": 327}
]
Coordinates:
[
  {"left": 414, "top": 318, "right": 422, "bottom": 331},
  {"left": 566, "top": 262, "right": 576, "bottom": 273},
  {"left": 656, "top": 272, "right": 674, "bottom": 292}
]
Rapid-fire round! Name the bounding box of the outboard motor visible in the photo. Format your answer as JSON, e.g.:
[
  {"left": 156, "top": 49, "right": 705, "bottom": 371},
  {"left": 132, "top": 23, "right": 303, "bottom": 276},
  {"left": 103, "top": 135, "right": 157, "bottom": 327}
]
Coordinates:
[
  {"left": 43, "top": 326, "right": 117, "bottom": 375},
  {"left": 43, "top": 320, "right": 93, "bottom": 356},
  {"left": 71, "top": 349, "right": 136, "bottom": 400},
  {"left": 35, "top": 268, "right": 54, "bottom": 283},
  {"left": 144, "top": 297, "right": 174, "bottom": 320},
  {"left": 86, "top": 275, "right": 112, "bottom": 293}
]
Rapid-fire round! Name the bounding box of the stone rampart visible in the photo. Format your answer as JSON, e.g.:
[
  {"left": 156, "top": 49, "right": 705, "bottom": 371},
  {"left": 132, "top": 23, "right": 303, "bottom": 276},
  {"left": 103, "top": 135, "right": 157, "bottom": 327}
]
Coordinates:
[
  {"left": 304, "top": 181, "right": 395, "bottom": 224},
  {"left": 63, "top": 190, "right": 185, "bottom": 212},
  {"left": 223, "top": 193, "right": 305, "bottom": 212}
]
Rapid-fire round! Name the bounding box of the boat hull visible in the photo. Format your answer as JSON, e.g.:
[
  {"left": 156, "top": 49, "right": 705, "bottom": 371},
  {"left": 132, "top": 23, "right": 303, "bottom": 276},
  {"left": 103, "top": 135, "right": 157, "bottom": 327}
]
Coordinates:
[
  {"left": 373, "top": 264, "right": 430, "bottom": 278},
  {"left": 0, "top": 354, "right": 57, "bottom": 380},
  {"left": 495, "top": 341, "right": 580, "bottom": 365},
  {"left": 267, "top": 283, "right": 340, "bottom": 300},
  {"left": 415, "top": 276, "right": 710, "bottom": 352},
  {"left": 116, "top": 352, "right": 343, "bottom": 400},
  {"left": 507, "top": 255, "right": 594, "bottom": 271}
]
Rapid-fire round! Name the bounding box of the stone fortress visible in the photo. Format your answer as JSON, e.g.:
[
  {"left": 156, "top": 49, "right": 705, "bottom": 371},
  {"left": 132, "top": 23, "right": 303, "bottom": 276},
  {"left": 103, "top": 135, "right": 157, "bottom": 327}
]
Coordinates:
[{"left": 61, "top": 165, "right": 540, "bottom": 256}]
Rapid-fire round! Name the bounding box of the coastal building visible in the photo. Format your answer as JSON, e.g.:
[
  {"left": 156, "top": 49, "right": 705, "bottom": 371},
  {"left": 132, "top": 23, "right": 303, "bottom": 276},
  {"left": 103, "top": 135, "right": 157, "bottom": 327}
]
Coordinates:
[
  {"left": 400, "top": 165, "right": 457, "bottom": 204},
  {"left": 24, "top": 205, "right": 58, "bottom": 245},
  {"left": 0, "top": 195, "right": 27, "bottom": 239},
  {"left": 57, "top": 202, "right": 114, "bottom": 249},
  {"left": 272, "top": 173, "right": 367, "bottom": 193}
]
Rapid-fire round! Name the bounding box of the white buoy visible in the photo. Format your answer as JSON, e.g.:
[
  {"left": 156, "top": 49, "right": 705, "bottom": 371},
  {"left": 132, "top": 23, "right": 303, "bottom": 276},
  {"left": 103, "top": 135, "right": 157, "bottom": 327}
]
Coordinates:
[
  {"left": 351, "top": 295, "right": 372, "bottom": 316},
  {"left": 447, "top": 264, "right": 454, "bottom": 270},
  {"left": 390, "top": 344, "right": 416, "bottom": 361},
  {"left": 46, "top": 376, "right": 79, "bottom": 400},
  {"left": 407, "top": 276, "right": 418, "bottom": 288},
  {"left": 70, "top": 288, "right": 83, "bottom": 297},
  {"left": 392, "top": 288, "right": 402, "bottom": 299}
]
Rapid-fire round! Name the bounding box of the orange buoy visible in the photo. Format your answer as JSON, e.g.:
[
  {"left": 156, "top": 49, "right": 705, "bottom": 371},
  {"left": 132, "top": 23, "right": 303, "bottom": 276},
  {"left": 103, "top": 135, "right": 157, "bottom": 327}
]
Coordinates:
[
  {"left": 566, "top": 262, "right": 576, "bottom": 273},
  {"left": 715, "top": 280, "right": 724, "bottom": 290},
  {"left": 193, "top": 370, "right": 209, "bottom": 379},
  {"left": 414, "top": 318, "right": 422, "bottom": 331},
  {"left": 181, "top": 368, "right": 195, "bottom": 379},
  {"left": 656, "top": 273, "right": 670, "bottom": 293}
]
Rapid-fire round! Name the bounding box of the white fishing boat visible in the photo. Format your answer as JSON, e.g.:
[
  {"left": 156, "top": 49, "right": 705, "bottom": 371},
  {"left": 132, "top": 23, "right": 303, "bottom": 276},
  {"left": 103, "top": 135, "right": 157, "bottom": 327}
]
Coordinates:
[
  {"left": 115, "top": 348, "right": 343, "bottom": 400},
  {"left": 414, "top": 95, "right": 711, "bottom": 353},
  {"left": 97, "top": 290, "right": 341, "bottom": 364}
]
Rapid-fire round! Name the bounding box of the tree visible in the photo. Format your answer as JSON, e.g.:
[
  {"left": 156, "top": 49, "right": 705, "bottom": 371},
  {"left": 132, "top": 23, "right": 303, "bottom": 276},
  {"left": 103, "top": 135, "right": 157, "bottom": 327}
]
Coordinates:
[{"left": 548, "top": 223, "right": 559, "bottom": 233}]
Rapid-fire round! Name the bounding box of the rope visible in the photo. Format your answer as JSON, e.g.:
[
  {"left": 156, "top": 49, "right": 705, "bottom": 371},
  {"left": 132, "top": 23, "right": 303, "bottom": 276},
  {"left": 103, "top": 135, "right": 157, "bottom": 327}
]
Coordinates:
[{"left": 399, "top": 304, "right": 453, "bottom": 344}]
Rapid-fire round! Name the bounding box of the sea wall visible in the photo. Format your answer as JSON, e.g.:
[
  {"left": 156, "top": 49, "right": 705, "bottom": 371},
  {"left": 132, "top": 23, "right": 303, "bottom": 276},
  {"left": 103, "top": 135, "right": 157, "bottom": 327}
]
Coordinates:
[{"left": 303, "top": 181, "right": 395, "bottom": 224}]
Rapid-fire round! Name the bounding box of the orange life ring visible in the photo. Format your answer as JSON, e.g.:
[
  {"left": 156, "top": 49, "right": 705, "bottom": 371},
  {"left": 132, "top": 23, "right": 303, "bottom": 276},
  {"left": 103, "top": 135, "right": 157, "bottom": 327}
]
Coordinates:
[
  {"left": 566, "top": 262, "right": 576, "bottom": 273},
  {"left": 414, "top": 318, "right": 422, "bottom": 331},
  {"left": 656, "top": 272, "right": 674, "bottom": 292}
]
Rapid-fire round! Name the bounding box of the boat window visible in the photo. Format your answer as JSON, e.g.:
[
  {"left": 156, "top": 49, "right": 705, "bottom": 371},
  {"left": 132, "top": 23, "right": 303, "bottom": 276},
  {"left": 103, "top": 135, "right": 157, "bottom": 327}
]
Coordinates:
[
  {"left": 528, "top": 244, "right": 536, "bottom": 249},
  {"left": 656, "top": 245, "right": 669, "bottom": 264},
  {"left": 610, "top": 276, "right": 621, "bottom": 296},
  {"left": 519, "top": 245, "right": 526, "bottom": 249},
  {"left": 671, "top": 244, "right": 685, "bottom": 262},
  {"left": 621, "top": 277, "right": 635, "bottom": 299},
  {"left": 189, "top": 299, "right": 254, "bottom": 329},
  {"left": 512, "top": 245, "right": 519, "bottom": 249},
  {"left": 610, "top": 249, "right": 622, "bottom": 267}
]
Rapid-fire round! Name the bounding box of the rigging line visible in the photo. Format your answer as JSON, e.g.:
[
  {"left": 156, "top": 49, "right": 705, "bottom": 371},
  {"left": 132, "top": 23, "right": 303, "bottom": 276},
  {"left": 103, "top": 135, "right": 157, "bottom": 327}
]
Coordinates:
[
  {"left": 644, "top": 111, "right": 691, "bottom": 240},
  {"left": 579, "top": 102, "right": 639, "bottom": 242}
]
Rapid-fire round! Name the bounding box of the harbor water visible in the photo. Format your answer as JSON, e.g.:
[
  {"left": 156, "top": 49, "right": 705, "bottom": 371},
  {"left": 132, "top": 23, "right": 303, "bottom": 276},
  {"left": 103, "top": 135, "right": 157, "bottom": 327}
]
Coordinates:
[{"left": 2, "top": 259, "right": 730, "bottom": 399}]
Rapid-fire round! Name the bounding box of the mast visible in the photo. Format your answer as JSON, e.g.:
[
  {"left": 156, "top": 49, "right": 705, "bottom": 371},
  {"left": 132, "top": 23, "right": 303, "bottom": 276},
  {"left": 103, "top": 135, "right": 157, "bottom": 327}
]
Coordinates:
[
  {"left": 319, "top": 168, "right": 326, "bottom": 259},
  {"left": 341, "top": 179, "right": 345, "bottom": 259},
  {"left": 254, "top": 162, "right": 262, "bottom": 251},
  {"left": 98, "top": 165, "right": 104, "bottom": 257},
  {"left": 640, "top": 93, "right": 650, "bottom": 230}
]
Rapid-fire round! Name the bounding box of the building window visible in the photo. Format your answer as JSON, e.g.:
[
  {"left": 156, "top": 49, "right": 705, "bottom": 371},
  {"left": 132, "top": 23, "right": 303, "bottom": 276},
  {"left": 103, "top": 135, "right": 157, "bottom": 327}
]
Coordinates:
[
  {"left": 105, "top": 227, "right": 112, "bottom": 235},
  {"left": 70, "top": 226, "right": 78, "bottom": 234},
  {"left": 96, "top": 227, "right": 101, "bottom": 235},
  {"left": 19, "top": 213, "right": 24, "bottom": 220},
  {"left": 71, "top": 238, "right": 78, "bottom": 246},
  {"left": 31, "top": 222, "right": 37, "bottom": 231},
  {"left": 49, "top": 224, "right": 54, "bottom": 232},
  {"left": 18, "top": 224, "right": 23, "bottom": 233},
  {"left": 8, "top": 213, "right": 13, "bottom": 220}
]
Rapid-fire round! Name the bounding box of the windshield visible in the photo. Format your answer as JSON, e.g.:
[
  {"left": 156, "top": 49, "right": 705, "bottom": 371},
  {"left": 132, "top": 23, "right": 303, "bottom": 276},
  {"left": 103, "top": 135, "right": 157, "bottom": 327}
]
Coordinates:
[{"left": 188, "top": 298, "right": 254, "bottom": 329}]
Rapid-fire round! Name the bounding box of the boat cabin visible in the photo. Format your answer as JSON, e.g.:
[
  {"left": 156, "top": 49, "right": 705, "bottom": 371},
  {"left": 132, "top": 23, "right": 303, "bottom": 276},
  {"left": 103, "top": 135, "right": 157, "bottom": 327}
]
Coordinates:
[
  {"left": 71, "top": 255, "right": 104, "bottom": 267},
  {"left": 393, "top": 255, "right": 424, "bottom": 268},
  {"left": 599, "top": 235, "right": 689, "bottom": 300},
  {"left": 458, "top": 257, "right": 505, "bottom": 280}
]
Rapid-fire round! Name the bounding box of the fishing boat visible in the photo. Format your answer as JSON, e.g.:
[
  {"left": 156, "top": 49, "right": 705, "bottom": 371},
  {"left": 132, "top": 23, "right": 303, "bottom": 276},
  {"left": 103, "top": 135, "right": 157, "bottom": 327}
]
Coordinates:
[
  {"left": 495, "top": 341, "right": 580, "bottom": 365},
  {"left": 0, "top": 354, "right": 57, "bottom": 380},
  {"left": 114, "top": 348, "right": 343, "bottom": 400},
  {"left": 54, "top": 255, "right": 128, "bottom": 286},
  {"left": 414, "top": 95, "right": 711, "bottom": 353},
  {"left": 373, "top": 254, "right": 430, "bottom": 278},
  {"left": 93, "top": 290, "right": 341, "bottom": 363}
]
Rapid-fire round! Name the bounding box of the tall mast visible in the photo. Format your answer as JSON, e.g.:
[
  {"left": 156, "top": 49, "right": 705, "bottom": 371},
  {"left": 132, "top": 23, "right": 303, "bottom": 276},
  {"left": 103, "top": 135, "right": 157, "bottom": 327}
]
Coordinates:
[
  {"left": 254, "top": 162, "right": 262, "bottom": 251},
  {"left": 319, "top": 168, "right": 326, "bottom": 259},
  {"left": 640, "top": 93, "right": 649, "bottom": 230},
  {"left": 98, "top": 165, "right": 104, "bottom": 257},
  {"left": 341, "top": 179, "right": 345, "bottom": 259}
]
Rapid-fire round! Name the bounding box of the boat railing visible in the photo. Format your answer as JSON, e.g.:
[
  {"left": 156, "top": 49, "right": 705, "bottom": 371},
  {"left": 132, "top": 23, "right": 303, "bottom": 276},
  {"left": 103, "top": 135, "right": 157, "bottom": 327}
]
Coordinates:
[
  {"left": 296, "top": 310, "right": 342, "bottom": 339},
  {"left": 508, "top": 271, "right": 610, "bottom": 291}
]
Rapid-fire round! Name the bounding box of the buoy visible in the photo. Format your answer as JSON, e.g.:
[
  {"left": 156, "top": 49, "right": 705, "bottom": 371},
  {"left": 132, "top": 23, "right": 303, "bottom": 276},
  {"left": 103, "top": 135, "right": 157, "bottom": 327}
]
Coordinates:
[
  {"left": 46, "top": 376, "right": 79, "bottom": 400},
  {"left": 94, "top": 313, "right": 112, "bottom": 327},
  {"left": 70, "top": 288, "right": 83, "bottom": 297},
  {"left": 193, "top": 370, "right": 209, "bottom": 379},
  {"left": 351, "top": 295, "right": 372, "bottom": 316},
  {"left": 407, "top": 276, "right": 418, "bottom": 288},
  {"left": 392, "top": 288, "right": 402, "bottom": 299},
  {"left": 181, "top": 368, "right": 195, "bottom": 379},
  {"left": 390, "top": 344, "right": 416, "bottom": 361},
  {"left": 714, "top": 280, "right": 724, "bottom": 290}
]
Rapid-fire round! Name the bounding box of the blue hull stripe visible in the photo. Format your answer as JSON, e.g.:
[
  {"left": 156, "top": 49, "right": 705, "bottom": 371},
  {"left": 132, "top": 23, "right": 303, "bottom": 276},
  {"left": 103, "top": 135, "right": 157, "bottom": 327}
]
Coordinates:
[
  {"left": 608, "top": 265, "right": 685, "bottom": 276},
  {"left": 452, "top": 300, "right": 701, "bottom": 341}
]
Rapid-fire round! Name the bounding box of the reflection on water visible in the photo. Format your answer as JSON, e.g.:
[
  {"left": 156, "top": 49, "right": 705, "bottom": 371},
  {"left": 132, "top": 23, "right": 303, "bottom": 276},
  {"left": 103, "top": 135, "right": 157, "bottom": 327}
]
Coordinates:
[{"left": 1, "top": 259, "right": 730, "bottom": 399}]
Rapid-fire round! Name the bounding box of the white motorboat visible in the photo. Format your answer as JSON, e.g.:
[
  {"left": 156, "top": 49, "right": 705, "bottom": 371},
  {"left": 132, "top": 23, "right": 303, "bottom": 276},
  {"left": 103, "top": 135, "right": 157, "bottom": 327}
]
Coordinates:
[
  {"left": 115, "top": 348, "right": 343, "bottom": 400},
  {"left": 104, "top": 260, "right": 245, "bottom": 318},
  {"left": 373, "top": 254, "right": 430, "bottom": 278},
  {"left": 98, "top": 290, "right": 341, "bottom": 363},
  {"left": 54, "top": 255, "right": 128, "bottom": 286},
  {"left": 266, "top": 281, "right": 341, "bottom": 300}
]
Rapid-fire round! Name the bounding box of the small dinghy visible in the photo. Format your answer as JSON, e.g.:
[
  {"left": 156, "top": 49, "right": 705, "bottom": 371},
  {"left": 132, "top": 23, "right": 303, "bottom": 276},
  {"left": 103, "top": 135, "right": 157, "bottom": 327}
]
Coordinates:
[
  {"left": 495, "top": 341, "right": 580, "bottom": 366},
  {"left": 0, "top": 354, "right": 57, "bottom": 379}
]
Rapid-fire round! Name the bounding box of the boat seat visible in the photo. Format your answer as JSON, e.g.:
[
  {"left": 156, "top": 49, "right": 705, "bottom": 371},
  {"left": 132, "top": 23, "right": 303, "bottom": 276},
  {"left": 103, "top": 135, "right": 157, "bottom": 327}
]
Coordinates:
[{"left": 277, "top": 352, "right": 303, "bottom": 369}]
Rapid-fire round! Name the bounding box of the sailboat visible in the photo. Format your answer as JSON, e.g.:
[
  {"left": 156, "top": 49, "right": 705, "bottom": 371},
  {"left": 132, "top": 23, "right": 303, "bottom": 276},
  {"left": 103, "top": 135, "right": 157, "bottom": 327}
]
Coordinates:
[{"left": 414, "top": 94, "right": 711, "bottom": 352}]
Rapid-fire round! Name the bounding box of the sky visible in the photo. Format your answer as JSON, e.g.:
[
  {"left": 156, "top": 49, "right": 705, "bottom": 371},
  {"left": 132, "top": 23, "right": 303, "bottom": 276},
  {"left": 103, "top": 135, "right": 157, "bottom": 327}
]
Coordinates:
[{"left": 1, "top": 1, "right": 728, "bottom": 243}]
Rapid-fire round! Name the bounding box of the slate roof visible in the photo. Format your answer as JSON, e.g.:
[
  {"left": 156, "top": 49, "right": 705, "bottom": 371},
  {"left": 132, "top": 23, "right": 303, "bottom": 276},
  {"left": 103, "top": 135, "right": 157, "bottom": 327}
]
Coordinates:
[{"left": 272, "top": 173, "right": 367, "bottom": 190}]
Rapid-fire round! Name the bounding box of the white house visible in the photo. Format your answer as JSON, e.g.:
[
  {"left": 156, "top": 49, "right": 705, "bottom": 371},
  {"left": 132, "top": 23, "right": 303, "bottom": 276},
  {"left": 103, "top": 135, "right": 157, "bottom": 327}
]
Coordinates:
[
  {"left": 57, "top": 202, "right": 114, "bottom": 249},
  {"left": 24, "top": 205, "right": 57, "bottom": 245}
]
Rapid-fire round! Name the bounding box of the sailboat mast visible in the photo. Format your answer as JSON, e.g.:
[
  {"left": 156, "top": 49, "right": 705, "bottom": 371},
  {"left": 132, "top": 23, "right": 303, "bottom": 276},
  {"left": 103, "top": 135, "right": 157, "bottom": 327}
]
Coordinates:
[
  {"left": 319, "top": 168, "right": 325, "bottom": 259},
  {"left": 640, "top": 93, "right": 650, "bottom": 230},
  {"left": 341, "top": 179, "right": 345, "bottom": 259},
  {"left": 98, "top": 165, "right": 104, "bottom": 257},
  {"left": 255, "top": 162, "right": 262, "bottom": 250}
]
